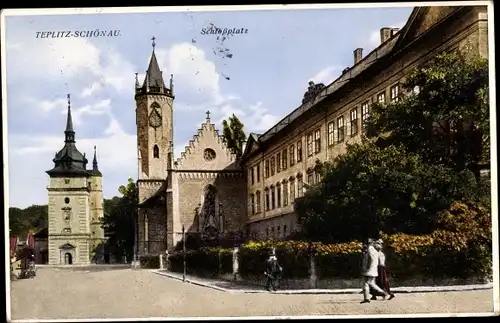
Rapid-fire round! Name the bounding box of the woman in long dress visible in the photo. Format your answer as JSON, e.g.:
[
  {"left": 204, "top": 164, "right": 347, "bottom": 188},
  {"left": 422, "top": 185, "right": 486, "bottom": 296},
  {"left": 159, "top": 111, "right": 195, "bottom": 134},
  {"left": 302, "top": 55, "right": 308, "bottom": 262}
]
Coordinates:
[{"left": 370, "top": 240, "right": 395, "bottom": 300}]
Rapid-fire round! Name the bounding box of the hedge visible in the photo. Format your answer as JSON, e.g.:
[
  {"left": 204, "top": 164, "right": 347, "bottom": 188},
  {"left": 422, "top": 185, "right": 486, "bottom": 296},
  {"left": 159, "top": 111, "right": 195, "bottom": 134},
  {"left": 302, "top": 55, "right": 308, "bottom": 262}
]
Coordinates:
[
  {"left": 140, "top": 255, "right": 160, "bottom": 269},
  {"left": 165, "top": 229, "right": 492, "bottom": 281},
  {"left": 167, "top": 248, "right": 233, "bottom": 278}
]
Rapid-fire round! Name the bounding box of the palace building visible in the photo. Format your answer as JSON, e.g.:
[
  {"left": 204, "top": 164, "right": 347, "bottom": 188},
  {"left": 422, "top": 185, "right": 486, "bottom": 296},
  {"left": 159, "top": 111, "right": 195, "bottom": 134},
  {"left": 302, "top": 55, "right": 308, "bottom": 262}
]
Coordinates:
[
  {"left": 239, "top": 5, "right": 489, "bottom": 240},
  {"left": 134, "top": 5, "right": 489, "bottom": 255}
]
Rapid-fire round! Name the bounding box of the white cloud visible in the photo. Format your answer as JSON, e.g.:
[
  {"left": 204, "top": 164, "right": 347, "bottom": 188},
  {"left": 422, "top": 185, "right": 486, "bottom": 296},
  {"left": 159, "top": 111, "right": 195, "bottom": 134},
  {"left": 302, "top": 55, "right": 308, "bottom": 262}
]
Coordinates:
[
  {"left": 7, "top": 36, "right": 134, "bottom": 97},
  {"left": 12, "top": 113, "right": 136, "bottom": 173},
  {"left": 310, "top": 66, "right": 341, "bottom": 85},
  {"left": 71, "top": 99, "right": 112, "bottom": 125}
]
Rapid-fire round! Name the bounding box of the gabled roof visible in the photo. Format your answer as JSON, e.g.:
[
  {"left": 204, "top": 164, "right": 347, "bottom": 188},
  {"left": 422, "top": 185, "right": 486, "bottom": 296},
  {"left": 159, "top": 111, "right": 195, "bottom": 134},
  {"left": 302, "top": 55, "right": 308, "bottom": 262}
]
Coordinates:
[
  {"left": 393, "top": 6, "right": 463, "bottom": 52},
  {"left": 241, "top": 133, "right": 261, "bottom": 159}
]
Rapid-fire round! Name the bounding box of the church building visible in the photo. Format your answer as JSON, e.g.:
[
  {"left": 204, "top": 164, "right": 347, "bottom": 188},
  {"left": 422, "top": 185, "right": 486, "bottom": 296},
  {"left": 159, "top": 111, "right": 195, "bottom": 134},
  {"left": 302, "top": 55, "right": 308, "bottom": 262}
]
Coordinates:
[
  {"left": 135, "top": 39, "right": 246, "bottom": 255},
  {"left": 46, "top": 95, "right": 105, "bottom": 265}
]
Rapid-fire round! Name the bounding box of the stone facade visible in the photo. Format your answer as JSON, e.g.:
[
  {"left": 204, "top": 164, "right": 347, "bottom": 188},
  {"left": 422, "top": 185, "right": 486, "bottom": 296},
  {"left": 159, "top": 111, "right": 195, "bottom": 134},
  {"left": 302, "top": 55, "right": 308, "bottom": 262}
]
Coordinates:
[
  {"left": 136, "top": 45, "right": 246, "bottom": 255},
  {"left": 46, "top": 96, "right": 105, "bottom": 265},
  {"left": 240, "top": 5, "right": 489, "bottom": 240}
]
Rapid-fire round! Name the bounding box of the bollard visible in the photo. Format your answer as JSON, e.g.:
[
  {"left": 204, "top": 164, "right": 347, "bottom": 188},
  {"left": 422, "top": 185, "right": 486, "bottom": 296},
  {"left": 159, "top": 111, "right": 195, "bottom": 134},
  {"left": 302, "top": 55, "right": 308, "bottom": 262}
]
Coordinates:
[
  {"left": 309, "top": 254, "right": 318, "bottom": 289},
  {"left": 159, "top": 254, "right": 164, "bottom": 269}
]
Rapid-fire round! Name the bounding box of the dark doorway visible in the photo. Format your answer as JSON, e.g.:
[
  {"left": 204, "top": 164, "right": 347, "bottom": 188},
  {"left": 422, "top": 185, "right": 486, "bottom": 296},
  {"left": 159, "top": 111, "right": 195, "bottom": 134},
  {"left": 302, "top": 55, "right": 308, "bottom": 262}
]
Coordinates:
[{"left": 64, "top": 252, "right": 73, "bottom": 265}]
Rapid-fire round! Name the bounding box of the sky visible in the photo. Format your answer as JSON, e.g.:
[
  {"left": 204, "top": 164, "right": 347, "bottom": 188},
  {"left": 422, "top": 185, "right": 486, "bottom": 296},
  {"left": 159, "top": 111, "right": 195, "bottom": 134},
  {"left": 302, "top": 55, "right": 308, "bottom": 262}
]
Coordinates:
[{"left": 3, "top": 5, "right": 413, "bottom": 208}]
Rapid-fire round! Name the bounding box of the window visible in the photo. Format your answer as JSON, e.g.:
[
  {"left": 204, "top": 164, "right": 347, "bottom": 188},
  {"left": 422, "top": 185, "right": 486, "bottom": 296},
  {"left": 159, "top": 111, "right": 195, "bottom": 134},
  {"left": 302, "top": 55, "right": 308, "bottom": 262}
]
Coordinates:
[
  {"left": 271, "top": 227, "right": 275, "bottom": 238},
  {"left": 271, "top": 186, "right": 276, "bottom": 209},
  {"left": 390, "top": 84, "right": 400, "bottom": 102},
  {"left": 153, "top": 144, "right": 159, "bottom": 158},
  {"left": 256, "top": 191, "right": 261, "bottom": 213},
  {"left": 361, "top": 101, "right": 370, "bottom": 128},
  {"left": 377, "top": 92, "right": 386, "bottom": 104},
  {"left": 283, "top": 181, "right": 289, "bottom": 206},
  {"left": 314, "top": 129, "right": 321, "bottom": 154},
  {"left": 266, "top": 228, "right": 269, "bottom": 239},
  {"left": 276, "top": 183, "right": 281, "bottom": 208},
  {"left": 307, "top": 172, "right": 314, "bottom": 185},
  {"left": 307, "top": 133, "right": 314, "bottom": 157},
  {"left": 277, "top": 153, "right": 281, "bottom": 173},
  {"left": 290, "top": 145, "right": 295, "bottom": 166},
  {"left": 297, "top": 175, "right": 304, "bottom": 197},
  {"left": 250, "top": 168, "right": 255, "bottom": 185},
  {"left": 265, "top": 188, "right": 270, "bottom": 211},
  {"left": 265, "top": 160, "right": 270, "bottom": 178},
  {"left": 63, "top": 228, "right": 71, "bottom": 234},
  {"left": 282, "top": 149, "right": 288, "bottom": 170},
  {"left": 256, "top": 165, "right": 261, "bottom": 182},
  {"left": 328, "top": 121, "right": 335, "bottom": 146},
  {"left": 297, "top": 141, "right": 303, "bottom": 162},
  {"left": 270, "top": 157, "right": 275, "bottom": 177},
  {"left": 250, "top": 194, "right": 255, "bottom": 215},
  {"left": 350, "top": 108, "right": 358, "bottom": 136},
  {"left": 284, "top": 225, "right": 287, "bottom": 237},
  {"left": 315, "top": 171, "right": 321, "bottom": 183},
  {"left": 337, "top": 116, "right": 345, "bottom": 142},
  {"left": 277, "top": 226, "right": 281, "bottom": 238},
  {"left": 290, "top": 179, "right": 296, "bottom": 202}
]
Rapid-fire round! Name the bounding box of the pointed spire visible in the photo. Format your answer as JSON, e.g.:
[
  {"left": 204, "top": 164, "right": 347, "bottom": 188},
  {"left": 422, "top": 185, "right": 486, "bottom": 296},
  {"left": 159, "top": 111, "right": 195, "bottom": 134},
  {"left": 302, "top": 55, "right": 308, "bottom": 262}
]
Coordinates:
[
  {"left": 93, "top": 145, "right": 99, "bottom": 170},
  {"left": 65, "top": 94, "right": 75, "bottom": 143},
  {"left": 141, "top": 37, "right": 166, "bottom": 90}
]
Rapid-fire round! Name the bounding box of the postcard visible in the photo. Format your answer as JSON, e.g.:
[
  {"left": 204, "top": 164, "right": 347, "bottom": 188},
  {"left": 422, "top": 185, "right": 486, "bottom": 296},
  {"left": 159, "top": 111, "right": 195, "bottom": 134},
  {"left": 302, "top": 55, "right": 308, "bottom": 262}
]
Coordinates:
[{"left": 2, "top": 2, "right": 498, "bottom": 321}]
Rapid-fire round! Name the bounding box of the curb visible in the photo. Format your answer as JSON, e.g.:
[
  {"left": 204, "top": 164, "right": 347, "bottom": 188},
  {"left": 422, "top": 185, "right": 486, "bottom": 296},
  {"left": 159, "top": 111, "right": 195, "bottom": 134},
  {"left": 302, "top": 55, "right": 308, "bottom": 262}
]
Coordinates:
[
  {"left": 153, "top": 271, "right": 494, "bottom": 295},
  {"left": 153, "top": 271, "right": 228, "bottom": 292}
]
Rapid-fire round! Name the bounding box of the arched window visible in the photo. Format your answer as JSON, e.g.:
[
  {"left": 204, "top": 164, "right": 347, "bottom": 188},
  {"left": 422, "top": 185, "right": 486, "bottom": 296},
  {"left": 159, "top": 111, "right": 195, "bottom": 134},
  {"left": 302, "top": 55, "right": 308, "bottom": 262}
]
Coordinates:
[{"left": 153, "top": 144, "right": 159, "bottom": 158}]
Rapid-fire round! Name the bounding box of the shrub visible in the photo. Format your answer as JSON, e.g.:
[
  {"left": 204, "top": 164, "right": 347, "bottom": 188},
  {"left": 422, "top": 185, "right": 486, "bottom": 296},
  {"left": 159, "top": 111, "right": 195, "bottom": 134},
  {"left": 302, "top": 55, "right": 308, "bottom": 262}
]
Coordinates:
[
  {"left": 140, "top": 255, "right": 159, "bottom": 269},
  {"left": 164, "top": 229, "right": 492, "bottom": 282}
]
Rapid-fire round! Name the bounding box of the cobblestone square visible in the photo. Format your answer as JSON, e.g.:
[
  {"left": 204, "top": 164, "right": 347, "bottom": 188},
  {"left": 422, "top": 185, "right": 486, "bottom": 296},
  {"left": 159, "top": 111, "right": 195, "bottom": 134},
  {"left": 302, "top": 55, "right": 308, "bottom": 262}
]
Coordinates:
[{"left": 10, "top": 267, "right": 495, "bottom": 320}]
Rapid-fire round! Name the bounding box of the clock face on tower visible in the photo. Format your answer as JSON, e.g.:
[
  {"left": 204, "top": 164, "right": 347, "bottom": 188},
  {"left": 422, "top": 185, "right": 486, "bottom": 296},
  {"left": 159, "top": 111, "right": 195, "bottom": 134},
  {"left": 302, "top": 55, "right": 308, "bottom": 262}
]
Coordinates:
[{"left": 149, "top": 107, "right": 162, "bottom": 128}]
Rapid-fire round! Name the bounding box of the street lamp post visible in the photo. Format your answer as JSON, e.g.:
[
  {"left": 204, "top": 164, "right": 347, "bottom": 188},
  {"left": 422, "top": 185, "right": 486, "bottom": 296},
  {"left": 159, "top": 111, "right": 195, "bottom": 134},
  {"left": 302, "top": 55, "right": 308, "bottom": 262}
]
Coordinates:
[{"left": 182, "top": 225, "right": 186, "bottom": 282}]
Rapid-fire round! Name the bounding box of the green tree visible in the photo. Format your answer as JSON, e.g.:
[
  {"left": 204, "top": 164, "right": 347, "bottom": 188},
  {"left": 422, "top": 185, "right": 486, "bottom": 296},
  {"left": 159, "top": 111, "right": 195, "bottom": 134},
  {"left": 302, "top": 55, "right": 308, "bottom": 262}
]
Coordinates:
[
  {"left": 222, "top": 114, "right": 246, "bottom": 158},
  {"left": 295, "top": 140, "right": 485, "bottom": 243},
  {"left": 101, "top": 178, "right": 138, "bottom": 261},
  {"left": 366, "top": 51, "right": 489, "bottom": 177},
  {"left": 9, "top": 204, "right": 48, "bottom": 238}
]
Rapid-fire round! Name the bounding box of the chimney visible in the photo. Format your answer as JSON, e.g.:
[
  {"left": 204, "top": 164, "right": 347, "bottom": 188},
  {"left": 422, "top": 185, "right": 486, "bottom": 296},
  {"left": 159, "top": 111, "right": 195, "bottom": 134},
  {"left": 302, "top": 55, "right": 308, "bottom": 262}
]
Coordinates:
[
  {"left": 353, "top": 48, "right": 363, "bottom": 64},
  {"left": 380, "top": 27, "right": 392, "bottom": 43},
  {"left": 391, "top": 28, "right": 401, "bottom": 37}
]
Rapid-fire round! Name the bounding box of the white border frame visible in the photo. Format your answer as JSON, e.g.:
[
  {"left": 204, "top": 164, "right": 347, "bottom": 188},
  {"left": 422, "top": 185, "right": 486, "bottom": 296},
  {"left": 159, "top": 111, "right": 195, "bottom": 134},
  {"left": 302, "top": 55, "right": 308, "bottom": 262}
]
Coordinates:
[{"left": 1, "top": 1, "right": 498, "bottom": 321}]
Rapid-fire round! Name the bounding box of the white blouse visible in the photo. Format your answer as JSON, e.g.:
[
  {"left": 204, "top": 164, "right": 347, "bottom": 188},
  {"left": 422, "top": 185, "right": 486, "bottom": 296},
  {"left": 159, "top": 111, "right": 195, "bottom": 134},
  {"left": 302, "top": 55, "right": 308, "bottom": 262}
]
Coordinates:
[{"left": 378, "top": 251, "right": 386, "bottom": 267}]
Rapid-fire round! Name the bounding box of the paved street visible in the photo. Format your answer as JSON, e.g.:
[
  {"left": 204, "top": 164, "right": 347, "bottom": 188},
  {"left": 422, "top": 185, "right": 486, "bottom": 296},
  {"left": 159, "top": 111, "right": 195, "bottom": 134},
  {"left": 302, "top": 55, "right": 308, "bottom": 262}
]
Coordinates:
[{"left": 10, "top": 267, "right": 494, "bottom": 320}]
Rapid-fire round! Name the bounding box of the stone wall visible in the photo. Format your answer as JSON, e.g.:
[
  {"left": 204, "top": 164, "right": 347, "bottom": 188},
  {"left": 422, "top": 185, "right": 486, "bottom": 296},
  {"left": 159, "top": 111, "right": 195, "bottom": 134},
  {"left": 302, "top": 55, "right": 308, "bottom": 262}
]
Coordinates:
[{"left": 177, "top": 171, "right": 246, "bottom": 237}]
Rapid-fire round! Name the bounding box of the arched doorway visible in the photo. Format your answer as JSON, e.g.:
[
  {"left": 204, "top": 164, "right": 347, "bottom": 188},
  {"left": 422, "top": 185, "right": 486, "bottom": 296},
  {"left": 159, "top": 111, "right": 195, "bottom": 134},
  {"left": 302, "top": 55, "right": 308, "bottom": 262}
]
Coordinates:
[{"left": 64, "top": 252, "right": 73, "bottom": 265}]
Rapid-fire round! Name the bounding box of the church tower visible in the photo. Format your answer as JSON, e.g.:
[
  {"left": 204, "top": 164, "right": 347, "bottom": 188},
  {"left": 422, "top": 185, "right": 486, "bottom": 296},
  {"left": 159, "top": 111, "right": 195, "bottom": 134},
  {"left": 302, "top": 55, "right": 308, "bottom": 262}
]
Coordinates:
[
  {"left": 135, "top": 37, "right": 175, "bottom": 255},
  {"left": 135, "top": 37, "right": 175, "bottom": 180},
  {"left": 46, "top": 95, "right": 93, "bottom": 265}
]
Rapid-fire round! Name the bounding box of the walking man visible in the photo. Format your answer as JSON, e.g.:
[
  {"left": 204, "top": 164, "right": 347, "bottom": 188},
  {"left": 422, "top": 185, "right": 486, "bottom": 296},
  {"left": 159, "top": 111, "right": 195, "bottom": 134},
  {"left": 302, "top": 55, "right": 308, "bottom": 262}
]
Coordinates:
[
  {"left": 264, "top": 248, "right": 282, "bottom": 292},
  {"left": 370, "top": 239, "right": 395, "bottom": 300},
  {"left": 361, "top": 239, "right": 390, "bottom": 303}
]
